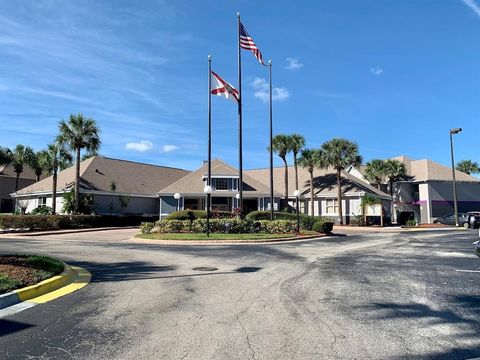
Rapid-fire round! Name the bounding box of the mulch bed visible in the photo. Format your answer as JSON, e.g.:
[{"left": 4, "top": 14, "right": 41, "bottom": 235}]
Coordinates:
[{"left": 0, "top": 263, "right": 38, "bottom": 286}]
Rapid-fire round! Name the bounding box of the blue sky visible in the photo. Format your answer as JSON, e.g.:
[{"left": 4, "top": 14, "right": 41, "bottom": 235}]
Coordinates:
[{"left": 1, "top": 0, "right": 479, "bottom": 171}]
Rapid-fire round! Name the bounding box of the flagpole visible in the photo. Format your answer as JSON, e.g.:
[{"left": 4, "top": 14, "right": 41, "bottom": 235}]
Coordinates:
[
  {"left": 237, "top": 12, "right": 243, "bottom": 218},
  {"left": 268, "top": 60, "right": 274, "bottom": 221},
  {"left": 207, "top": 54, "right": 212, "bottom": 237}
]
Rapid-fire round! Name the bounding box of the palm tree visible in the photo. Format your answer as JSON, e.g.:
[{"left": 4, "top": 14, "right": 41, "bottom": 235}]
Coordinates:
[
  {"left": 384, "top": 159, "right": 407, "bottom": 197},
  {"left": 298, "top": 149, "right": 324, "bottom": 217},
  {"left": 57, "top": 114, "right": 101, "bottom": 213},
  {"left": 364, "top": 159, "right": 386, "bottom": 189},
  {"left": 271, "top": 134, "right": 292, "bottom": 205},
  {"left": 1, "top": 145, "right": 35, "bottom": 191},
  {"left": 321, "top": 138, "right": 362, "bottom": 225},
  {"left": 43, "top": 143, "right": 72, "bottom": 214},
  {"left": 456, "top": 160, "right": 480, "bottom": 175},
  {"left": 289, "top": 134, "right": 306, "bottom": 191},
  {"left": 30, "top": 150, "right": 50, "bottom": 182}
]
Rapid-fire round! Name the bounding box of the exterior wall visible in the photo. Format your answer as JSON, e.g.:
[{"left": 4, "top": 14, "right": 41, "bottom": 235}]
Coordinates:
[
  {"left": 428, "top": 181, "right": 480, "bottom": 219},
  {"left": 160, "top": 196, "right": 178, "bottom": 219},
  {"left": 92, "top": 194, "right": 158, "bottom": 216},
  {"left": 0, "top": 177, "right": 36, "bottom": 212}
]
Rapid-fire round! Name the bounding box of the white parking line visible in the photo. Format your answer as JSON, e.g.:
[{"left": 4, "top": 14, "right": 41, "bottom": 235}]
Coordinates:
[{"left": 456, "top": 269, "right": 480, "bottom": 273}]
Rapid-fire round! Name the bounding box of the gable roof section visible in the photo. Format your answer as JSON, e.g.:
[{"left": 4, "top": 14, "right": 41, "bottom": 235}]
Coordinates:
[
  {"left": 392, "top": 156, "right": 480, "bottom": 183},
  {"left": 245, "top": 165, "right": 390, "bottom": 199},
  {"left": 158, "top": 159, "right": 280, "bottom": 196},
  {"left": 14, "top": 156, "right": 189, "bottom": 196}
]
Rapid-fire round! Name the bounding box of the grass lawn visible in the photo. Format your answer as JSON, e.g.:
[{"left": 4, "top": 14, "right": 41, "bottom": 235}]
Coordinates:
[
  {"left": 0, "top": 255, "right": 64, "bottom": 294},
  {"left": 137, "top": 231, "right": 319, "bottom": 241}
]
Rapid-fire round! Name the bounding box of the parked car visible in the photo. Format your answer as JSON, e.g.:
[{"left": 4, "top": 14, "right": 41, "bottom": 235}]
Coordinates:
[
  {"left": 433, "top": 213, "right": 469, "bottom": 227},
  {"left": 474, "top": 240, "right": 480, "bottom": 258},
  {"left": 467, "top": 211, "right": 480, "bottom": 229}
]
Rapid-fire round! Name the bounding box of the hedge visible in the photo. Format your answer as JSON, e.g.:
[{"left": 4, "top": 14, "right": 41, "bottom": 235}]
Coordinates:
[
  {"left": 145, "top": 219, "right": 297, "bottom": 234},
  {"left": 245, "top": 211, "right": 333, "bottom": 231},
  {"left": 0, "top": 215, "right": 157, "bottom": 231},
  {"left": 165, "top": 210, "right": 235, "bottom": 221},
  {"left": 312, "top": 221, "right": 334, "bottom": 234}
]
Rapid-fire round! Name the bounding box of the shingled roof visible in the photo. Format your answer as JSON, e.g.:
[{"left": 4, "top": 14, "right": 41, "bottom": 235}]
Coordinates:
[
  {"left": 245, "top": 165, "right": 391, "bottom": 199},
  {"left": 158, "top": 159, "right": 281, "bottom": 196},
  {"left": 391, "top": 156, "right": 480, "bottom": 183},
  {"left": 14, "top": 156, "right": 190, "bottom": 197}
]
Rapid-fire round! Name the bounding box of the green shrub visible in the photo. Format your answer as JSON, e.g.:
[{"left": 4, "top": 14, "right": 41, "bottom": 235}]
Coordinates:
[
  {"left": 246, "top": 211, "right": 297, "bottom": 221},
  {"left": 165, "top": 210, "right": 235, "bottom": 220},
  {"left": 152, "top": 218, "right": 296, "bottom": 234},
  {"left": 312, "top": 220, "right": 334, "bottom": 233},
  {"left": 31, "top": 206, "right": 52, "bottom": 215},
  {"left": 140, "top": 222, "right": 155, "bottom": 234},
  {"left": 0, "top": 214, "right": 157, "bottom": 231}
]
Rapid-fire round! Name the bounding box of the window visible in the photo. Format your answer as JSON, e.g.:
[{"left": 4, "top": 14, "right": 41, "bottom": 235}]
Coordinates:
[
  {"left": 326, "top": 199, "right": 338, "bottom": 214},
  {"left": 214, "top": 178, "right": 229, "bottom": 191},
  {"left": 39, "top": 197, "right": 47, "bottom": 207}
]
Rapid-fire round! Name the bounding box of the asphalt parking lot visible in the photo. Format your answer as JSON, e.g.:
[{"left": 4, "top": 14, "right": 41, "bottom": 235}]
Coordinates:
[{"left": 0, "top": 228, "right": 479, "bottom": 359}]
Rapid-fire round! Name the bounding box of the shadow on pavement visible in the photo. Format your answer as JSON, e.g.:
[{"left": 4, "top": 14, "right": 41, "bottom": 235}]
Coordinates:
[
  {"left": 0, "top": 319, "right": 34, "bottom": 337},
  {"left": 71, "top": 260, "right": 262, "bottom": 282},
  {"left": 391, "top": 347, "right": 480, "bottom": 360}
]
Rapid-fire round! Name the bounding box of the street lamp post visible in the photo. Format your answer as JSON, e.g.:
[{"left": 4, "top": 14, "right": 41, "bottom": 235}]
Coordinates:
[
  {"left": 293, "top": 190, "right": 300, "bottom": 234},
  {"left": 450, "top": 128, "right": 462, "bottom": 227},
  {"left": 204, "top": 185, "right": 213, "bottom": 237},
  {"left": 174, "top": 193, "right": 181, "bottom": 211}
]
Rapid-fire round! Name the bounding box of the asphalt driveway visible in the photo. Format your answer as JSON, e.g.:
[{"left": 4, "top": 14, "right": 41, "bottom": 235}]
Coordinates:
[{"left": 0, "top": 228, "right": 479, "bottom": 359}]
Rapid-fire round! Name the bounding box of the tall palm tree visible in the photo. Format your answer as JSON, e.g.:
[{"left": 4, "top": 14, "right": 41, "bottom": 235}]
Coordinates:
[
  {"left": 364, "top": 159, "right": 386, "bottom": 189},
  {"left": 1, "top": 145, "right": 35, "bottom": 191},
  {"left": 271, "top": 134, "right": 292, "bottom": 206},
  {"left": 289, "top": 134, "right": 306, "bottom": 191},
  {"left": 321, "top": 138, "right": 362, "bottom": 225},
  {"left": 43, "top": 143, "right": 72, "bottom": 214},
  {"left": 298, "top": 148, "right": 324, "bottom": 217},
  {"left": 456, "top": 160, "right": 480, "bottom": 175},
  {"left": 0, "top": 146, "right": 11, "bottom": 166},
  {"left": 57, "top": 114, "right": 101, "bottom": 213},
  {"left": 384, "top": 159, "right": 407, "bottom": 197}
]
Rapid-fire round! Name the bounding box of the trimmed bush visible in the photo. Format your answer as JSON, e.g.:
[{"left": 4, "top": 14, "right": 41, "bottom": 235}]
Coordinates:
[
  {"left": 140, "top": 222, "right": 155, "bottom": 234},
  {"left": 153, "top": 219, "right": 296, "bottom": 234},
  {"left": 312, "top": 220, "right": 334, "bottom": 233},
  {"left": 245, "top": 211, "right": 332, "bottom": 231},
  {"left": 0, "top": 214, "right": 157, "bottom": 231},
  {"left": 31, "top": 206, "right": 53, "bottom": 215},
  {"left": 165, "top": 210, "right": 234, "bottom": 221}
]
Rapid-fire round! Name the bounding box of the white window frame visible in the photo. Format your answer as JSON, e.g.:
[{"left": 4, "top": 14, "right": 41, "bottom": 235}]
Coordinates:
[
  {"left": 214, "top": 178, "right": 229, "bottom": 191},
  {"left": 325, "top": 198, "right": 338, "bottom": 215}
]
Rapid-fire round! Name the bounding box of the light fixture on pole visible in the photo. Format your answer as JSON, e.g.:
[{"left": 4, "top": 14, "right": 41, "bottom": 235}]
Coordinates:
[
  {"left": 293, "top": 190, "right": 301, "bottom": 234},
  {"left": 174, "top": 193, "right": 181, "bottom": 211},
  {"left": 449, "top": 128, "right": 462, "bottom": 227},
  {"left": 204, "top": 185, "right": 213, "bottom": 237}
]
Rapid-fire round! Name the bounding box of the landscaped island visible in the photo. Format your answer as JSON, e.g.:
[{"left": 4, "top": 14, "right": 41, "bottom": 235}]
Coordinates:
[
  {"left": 138, "top": 210, "right": 334, "bottom": 241},
  {"left": 0, "top": 255, "right": 64, "bottom": 294}
]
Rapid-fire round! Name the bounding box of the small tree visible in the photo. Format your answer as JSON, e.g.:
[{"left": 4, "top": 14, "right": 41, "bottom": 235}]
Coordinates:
[
  {"left": 298, "top": 148, "right": 324, "bottom": 217},
  {"left": 360, "top": 195, "right": 382, "bottom": 226},
  {"left": 289, "top": 134, "right": 306, "bottom": 191}
]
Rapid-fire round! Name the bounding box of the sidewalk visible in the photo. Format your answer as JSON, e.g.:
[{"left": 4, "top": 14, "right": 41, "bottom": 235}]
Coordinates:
[{"left": 335, "top": 225, "right": 468, "bottom": 233}]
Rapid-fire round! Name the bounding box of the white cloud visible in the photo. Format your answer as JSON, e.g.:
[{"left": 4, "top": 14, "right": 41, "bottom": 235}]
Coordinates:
[
  {"left": 161, "top": 144, "right": 179, "bottom": 153},
  {"left": 251, "top": 77, "right": 290, "bottom": 103},
  {"left": 370, "top": 66, "right": 384, "bottom": 75},
  {"left": 285, "top": 57, "right": 303, "bottom": 71},
  {"left": 461, "top": 0, "right": 480, "bottom": 18},
  {"left": 125, "top": 140, "right": 153, "bottom": 152}
]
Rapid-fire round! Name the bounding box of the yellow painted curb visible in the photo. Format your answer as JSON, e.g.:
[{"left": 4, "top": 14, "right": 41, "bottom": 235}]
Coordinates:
[
  {"left": 28, "top": 266, "right": 91, "bottom": 304},
  {"left": 13, "top": 264, "right": 90, "bottom": 303}
]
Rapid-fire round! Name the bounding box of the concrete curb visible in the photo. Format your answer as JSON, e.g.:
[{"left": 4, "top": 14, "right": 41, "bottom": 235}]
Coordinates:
[
  {"left": 0, "top": 263, "right": 75, "bottom": 309},
  {"left": 1, "top": 226, "right": 139, "bottom": 237},
  {"left": 132, "top": 233, "right": 331, "bottom": 245}
]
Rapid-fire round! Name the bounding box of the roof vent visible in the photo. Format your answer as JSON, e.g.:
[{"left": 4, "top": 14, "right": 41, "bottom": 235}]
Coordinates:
[{"left": 202, "top": 160, "right": 208, "bottom": 166}]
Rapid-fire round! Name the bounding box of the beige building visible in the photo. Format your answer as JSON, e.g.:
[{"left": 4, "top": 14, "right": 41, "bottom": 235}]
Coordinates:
[{"left": 0, "top": 164, "right": 40, "bottom": 213}]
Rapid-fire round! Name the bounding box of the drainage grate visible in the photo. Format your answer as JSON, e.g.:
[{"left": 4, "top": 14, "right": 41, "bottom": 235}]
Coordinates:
[{"left": 192, "top": 266, "right": 218, "bottom": 272}]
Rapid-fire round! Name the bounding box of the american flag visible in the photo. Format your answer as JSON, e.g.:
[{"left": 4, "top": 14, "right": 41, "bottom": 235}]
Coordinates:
[{"left": 240, "top": 22, "right": 266, "bottom": 66}]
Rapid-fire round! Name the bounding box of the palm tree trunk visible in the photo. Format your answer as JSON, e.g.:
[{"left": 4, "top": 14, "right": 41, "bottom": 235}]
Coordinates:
[
  {"left": 36, "top": 174, "right": 40, "bottom": 182},
  {"left": 52, "top": 167, "right": 57, "bottom": 214},
  {"left": 337, "top": 169, "right": 343, "bottom": 225},
  {"left": 376, "top": 182, "right": 381, "bottom": 190},
  {"left": 74, "top": 147, "right": 81, "bottom": 213},
  {"left": 294, "top": 153, "right": 299, "bottom": 191},
  {"left": 15, "top": 171, "right": 20, "bottom": 191},
  {"left": 309, "top": 169, "right": 314, "bottom": 217},
  {"left": 282, "top": 157, "right": 289, "bottom": 209}
]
